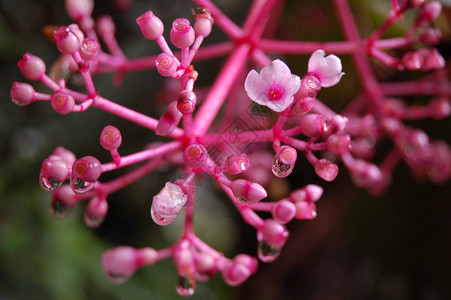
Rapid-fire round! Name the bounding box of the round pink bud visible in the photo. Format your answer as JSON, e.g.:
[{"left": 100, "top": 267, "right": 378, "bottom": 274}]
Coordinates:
[
  {"left": 10, "top": 82, "right": 35, "bottom": 106},
  {"left": 52, "top": 147, "right": 76, "bottom": 167},
  {"left": 419, "top": 28, "right": 442, "bottom": 45},
  {"left": 17, "top": 53, "right": 46, "bottom": 81},
  {"left": 183, "top": 143, "right": 207, "bottom": 169},
  {"left": 177, "top": 90, "right": 197, "bottom": 115},
  {"left": 51, "top": 92, "right": 75, "bottom": 115},
  {"left": 297, "top": 75, "right": 321, "bottom": 99},
  {"left": 225, "top": 153, "right": 250, "bottom": 174},
  {"left": 327, "top": 134, "right": 352, "bottom": 154},
  {"left": 101, "top": 246, "right": 139, "bottom": 284},
  {"left": 261, "top": 219, "right": 289, "bottom": 246},
  {"left": 155, "top": 53, "right": 177, "bottom": 77},
  {"left": 233, "top": 254, "right": 258, "bottom": 274},
  {"left": 96, "top": 15, "right": 116, "bottom": 36},
  {"left": 40, "top": 156, "right": 70, "bottom": 191},
  {"left": 65, "top": 0, "right": 94, "bottom": 21},
  {"left": 51, "top": 185, "right": 77, "bottom": 218},
  {"left": 194, "top": 9, "right": 214, "bottom": 37},
  {"left": 290, "top": 184, "right": 323, "bottom": 203},
  {"left": 275, "top": 145, "right": 297, "bottom": 165},
  {"left": 54, "top": 26, "right": 80, "bottom": 54},
  {"left": 194, "top": 252, "right": 217, "bottom": 277},
  {"left": 72, "top": 156, "right": 102, "bottom": 182},
  {"left": 68, "top": 24, "right": 85, "bottom": 42},
  {"left": 272, "top": 200, "right": 296, "bottom": 223},
  {"left": 100, "top": 125, "right": 122, "bottom": 150},
  {"left": 222, "top": 261, "right": 252, "bottom": 286},
  {"left": 294, "top": 201, "right": 317, "bottom": 220},
  {"left": 170, "top": 18, "right": 195, "bottom": 49},
  {"left": 350, "top": 159, "right": 383, "bottom": 188},
  {"left": 84, "top": 196, "right": 109, "bottom": 228},
  {"left": 136, "top": 11, "right": 164, "bottom": 40},
  {"left": 290, "top": 97, "right": 314, "bottom": 116},
  {"left": 314, "top": 159, "right": 339, "bottom": 181},
  {"left": 420, "top": 2, "right": 442, "bottom": 22},
  {"left": 301, "top": 113, "right": 331, "bottom": 137},
  {"left": 231, "top": 179, "right": 267, "bottom": 204},
  {"left": 80, "top": 38, "right": 100, "bottom": 61}
]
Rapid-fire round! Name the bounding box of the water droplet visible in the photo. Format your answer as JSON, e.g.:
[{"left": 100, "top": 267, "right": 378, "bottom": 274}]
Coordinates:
[
  {"left": 85, "top": 214, "right": 104, "bottom": 228},
  {"left": 257, "top": 241, "right": 281, "bottom": 263},
  {"left": 106, "top": 271, "right": 129, "bottom": 284},
  {"left": 70, "top": 176, "right": 95, "bottom": 194},
  {"left": 236, "top": 197, "right": 248, "bottom": 203},
  {"left": 151, "top": 206, "right": 176, "bottom": 226},
  {"left": 50, "top": 200, "right": 72, "bottom": 219},
  {"left": 176, "top": 275, "right": 195, "bottom": 297},
  {"left": 40, "top": 175, "right": 63, "bottom": 191},
  {"left": 271, "top": 158, "right": 293, "bottom": 178}
]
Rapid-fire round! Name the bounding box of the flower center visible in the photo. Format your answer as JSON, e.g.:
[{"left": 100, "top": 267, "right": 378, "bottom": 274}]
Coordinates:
[{"left": 268, "top": 87, "right": 283, "bottom": 100}]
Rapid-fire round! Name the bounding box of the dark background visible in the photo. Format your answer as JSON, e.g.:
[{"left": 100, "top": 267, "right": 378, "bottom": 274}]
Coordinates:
[{"left": 1, "top": 0, "right": 450, "bottom": 299}]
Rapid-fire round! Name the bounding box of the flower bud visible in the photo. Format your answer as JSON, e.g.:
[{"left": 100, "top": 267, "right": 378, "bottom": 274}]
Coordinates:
[
  {"left": 136, "top": 11, "right": 164, "bottom": 40},
  {"left": 231, "top": 179, "right": 267, "bottom": 204},
  {"left": 97, "top": 15, "right": 116, "bottom": 37},
  {"left": 194, "top": 9, "right": 214, "bottom": 37},
  {"left": 71, "top": 156, "right": 102, "bottom": 193},
  {"left": 40, "top": 156, "right": 71, "bottom": 191},
  {"left": 294, "top": 201, "right": 317, "bottom": 220},
  {"left": 84, "top": 196, "right": 109, "bottom": 228},
  {"left": 327, "top": 134, "right": 352, "bottom": 154},
  {"left": 183, "top": 143, "right": 207, "bottom": 168},
  {"left": 10, "top": 82, "right": 35, "bottom": 106},
  {"left": 177, "top": 90, "right": 197, "bottom": 115},
  {"left": 170, "top": 18, "right": 195, "bottom": 48},
  {"left": 275, "top": 145, "right": 297, "bottom": 165},
  {"left": 100, "top": 125, "right": 122, "bottom": 151},
  {"left": 272, "top": 200, "right": 296, "bottom": 223},
  {"left": 50, "top": 185, "right": 77, "bottom": 218},
  {"left": 17, "top": 53, "right": 46, "bottom": 81},
  {"left": 155, "top": 53, "right": 177, "bottom": 77},
  {"left": 224, "top": 153, "right": 250, "bottom": 174},
  {"left": 314, "top": 159, "right": 338, "bottom": 181},
  {"left": 80, "top": 38, "right": 100, "bottom": 61},
  {"left": 290, "top": 184, "right": 323, "bottom": 203},
  {"left": 300, "top": 113, "right": 331, "bottom": 137},
  {"left": 51, "top": 92, "right": 75, "bottom": 115},
  {"left": 151, "top": 182, "right": 187, "bottom": 226},
  {"left": 52, "top": 147, "right": 76, "bottom": 167},
  {"left": 66, "top": 0, "right": 94, "bottom": 21},
  {"left": 54, "top": 26, "right": 81, "bottom": 54}
]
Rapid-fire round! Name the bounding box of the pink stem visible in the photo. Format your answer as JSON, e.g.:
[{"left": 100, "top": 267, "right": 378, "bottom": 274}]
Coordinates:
[{"left": 258, "top": 39, "right": 359, "bottom": 54}]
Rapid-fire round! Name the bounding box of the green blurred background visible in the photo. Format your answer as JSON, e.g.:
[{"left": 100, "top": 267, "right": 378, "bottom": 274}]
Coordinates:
[{"left": 1, "top": 0, "right": 450, "bottom": 299}]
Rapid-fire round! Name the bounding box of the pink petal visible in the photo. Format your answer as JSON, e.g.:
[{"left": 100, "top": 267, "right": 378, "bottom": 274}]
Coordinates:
[
  {"left": 244, "top": 70, "right": 270, "bottom": 104},
  {"left": 308, "top": 49, "right": 344, "bottom": 88}
]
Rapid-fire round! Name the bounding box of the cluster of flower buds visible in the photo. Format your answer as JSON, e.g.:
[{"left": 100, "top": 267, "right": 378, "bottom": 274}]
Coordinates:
[{"left": 10, "top": 0, "right": 450, "bottom": 296}]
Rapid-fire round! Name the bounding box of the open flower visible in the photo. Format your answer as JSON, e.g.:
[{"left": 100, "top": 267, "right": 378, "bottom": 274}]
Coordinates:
[
  {"left": 307, "top": 49, "right": 344, "bottom": 88},
  {"left": 245, "top": 59, "right": 300, "bottom": 112}
]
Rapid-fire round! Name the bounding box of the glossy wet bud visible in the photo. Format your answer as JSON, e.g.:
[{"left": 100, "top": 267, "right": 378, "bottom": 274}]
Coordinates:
[
  {"left": 71, "top": 156, "right": 102, "bottom": 193},
  {"left": 419, "top": 2, "right": 442, "bottom": 22},
  {"left": 51, "top": 92, "right": 75, "bottom": 115},
  {"left": 290, "top": 96, "right": 314, "bottom": 116},
  {"left": 177, "top": 90, "right": 197, "bottom": 115},
  {"left": 155, "top": 53, "right": 177, "bottom": 77},
  {"left": 301, "top": 113, "right": 331, "bottom": 137},
  {"left": 297, "top": 75, "right": 321, "bottom": 99},
  {"left": 17, "top": 53, "right": 46, "bottom": 81},
  {"left": 294, "top": 201, "right": 317, "bottom": 220},
  {"left": 84, "top": 196, "right": 108, "bottom": 228},
  {"left": 314, "top": 159, "right": 339, "bottom": 181},
  {"left": 80, "top": 38, "right": 100, "bottom": 61},
  {"left": 54, "top": 26, "right": 80, "bottom": 54},
  {"left": 52, "top": 147, "right": 76, "bottom": 167},
  {"left": 66, "top": 0, "right": 94, "bottom": 21},
  {"left": 257, "top": 219, "right": 289, "bottom": 263},
  {"left": 272, "top": 200, "right": 296, "bottom": 223},
  {"left": 183, "top": 143, "right": 207, "bottom": 169},
  {"left": 194, "top": 252, "right": 217, "bottom": 278},
  {"left": 231, "top": 179, "right": 267, "bottom": 204},
  {"left": 10, "top": 82, "right": 35, "bottom": 106},
  {"left": 170, "top": 18, "right": 195, "bottom": 48},
  {"left": 51, "top": 185, "right": 77, "bottom": 218},
  {"left": 40, "top": 156, "right": 70, "bottom": 191},
  {"left": 290, "top": 184, "right": 323, "bottom": 203},
  {"left": 224, "top": 153, "right": 250, "bottom": 174},
  {"left": 100, "top": 125, "right": 122, "bottom": 150},
  {"left": 136, "top": 11, "right": 164, "bottom": 40},
  {"left": 194, "top": 9, "right": 214, "bottom": 37},
  {"left": 222, "top": 258, "right": 254, "bottom": 286},
  {"left": 151, "top": 182, "right": 187, "bottom": 225},
  {"left": 327, "top": 134, "right": 352, "bottom": 154}
]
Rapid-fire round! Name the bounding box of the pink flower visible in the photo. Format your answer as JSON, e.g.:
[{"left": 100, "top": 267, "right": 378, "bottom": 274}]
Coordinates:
[
  {"left": 245, "top": 59, "right": 300, "bottom": 112},
  {"left": 307, "top": 49, "right": 344, "bottom": 88}
]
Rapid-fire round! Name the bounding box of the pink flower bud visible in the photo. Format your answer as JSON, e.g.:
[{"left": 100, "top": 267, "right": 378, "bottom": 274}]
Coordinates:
[
  {"left": 72, "top": 156, "right": 102, "bottom": 182},
  {"left": 40, "top": 156, "right": 70, "bottom": 191},
  {"left": 290, "top": 184, "right": 323, "bottom": 203},
  {"left": 224, "top": 153, "right": 250, "bottom": 174},
  {"left": 314, "top": 159, "right": 339, "bottom": 181},
  {"left": 300, "top": 113, "right": 331, "bottom": 137},
  {"left": 136, "top": 11, "right": 164, "bottom": 40},
  {"left": 66, "top": 0, "right": 94, "bottom": 21},
  {"left": 275, "top": 145, "right": 297, "bottom": 165},
  {"left": 68, "top": 24, "right": 85, "bottom": 42},
  {"left": 222, "top": 260, "right": 252, "bottom": 286},
  {"left": 97, "top": 15, "right": 116, "bottom": 36},
  {"left": 177, "top": 90, "right": 197, "bottom": 115},
  {"left": 80, "top": 38, "right": 100, "bottom": 61},
  {"left": 349, "top": 159, "right": 383, "bottom": 188},
  {"left": 231, "top": 179, "right": 267, "bottom": 204},
  {"left": 327, "top": 134, "right": 352, "bottom": 154},
  {"left": 155, "top": 53, "right": 177, "bottom": 77},
  {"left": 151, "top": 182, "right": 187, "bottom": 225},
  {"left": 52, "top": 147, "right": 76, "bottom": 167},
  {"left": 260, "top": 219, "right": 289, "bottom": 246},
  {"left": 290, "top": 96, "right": 314, "bottom": 116},
  {"left": 101, "top": 246, "right": 139, "bottom": 284},
  {"left": 272, "top": 200, "right": 296, "bottom": 223},
  {"left": 297, "top": 75, "right": 321, "bottom": 99},
  {"left": 294, "top": 201, "right": 317, "bottom": 220},
  {"left": 51, "top": 185, "right": 77, "bottom": 218},
  {"left": 54, "top": 26, "right": 80, "bottom": 54},
  {"left": 17, "top": 53, "right": 46, "bottom": 81},
  {"left": 307, "top": 49, "right": 344, "bottom": 88},
  {"left": 156, "top": 101, "right": 183, "bottom": 136},
  {"left": 84, "top": 196, "right": 108, "bottom": 228},
  {"left": 330, "top": 115, "right": 348, "bottom": 132},
  {"left": 419, "top": 28, "right": 441, "bottom": 45},
  {"left": 194, "top": 9, "right": 214, "bottom": 37},
  {"left": 183, "top": 143, "right": 207, "bottom": 168},
  {"left": 10, "top": 82, "right": 35, "bottom": 106},
  {"left": 100, "top": 125, "right": 122, "bottom": 150},
  {"left": 170, "top": 18, "right": 195, "bottom": 48},
  {"left": 419, "top": 2, "right": 442, "bottom": 22},
  {"left": 194, "top": 252, "right": 217, "bottom": 277},
  {"left": 51, "top": 92, "right": 75, "bottom": 115}
]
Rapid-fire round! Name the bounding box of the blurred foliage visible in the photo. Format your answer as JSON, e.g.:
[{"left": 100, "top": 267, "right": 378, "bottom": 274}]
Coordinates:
[{"left": 0, "top": 0, "right": 450, "bottom": 299}]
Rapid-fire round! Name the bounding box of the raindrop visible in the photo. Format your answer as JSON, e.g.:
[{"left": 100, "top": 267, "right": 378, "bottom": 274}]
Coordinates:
[
  {"left": 70, "top": 176, "right": 95, "bottom": 194},
  {"left": 271, "top": 158, "right": 293, "bottom": 178},
  {"left": 257, "top": 241, "right": 281, "bottom": 263},
  {"left": 50, "top": 200, "right": 72, "bottom": 219},
  {"left": 106, "top": 271, "right": 129, "bottom": 284},
  {"left": 150, "top": 206, "right": 176, "bottom": 226},
  {"left": 176, "top": 275, "right": 195, "bottom": 297},
  {"left": 40, "top": 175, "right": 63, "bottom": 191}
]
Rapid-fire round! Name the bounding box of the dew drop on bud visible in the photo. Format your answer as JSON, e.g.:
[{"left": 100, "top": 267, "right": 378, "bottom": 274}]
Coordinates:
[
  {"left": 50, "top": 200, "right": 73, "bottom": 219},
  {"left": 106, "top": 272, "right": 129, "bottom": 285},
  {"left": 271, "top": 158, "right": 294, "bottom": 178},
  {"left": 40, "top": 176, "right": 63, "bottom": 191},
  {"left": 85, "top": 214, "right": 104, "bottom": 228},
  {"left": 70, "top": 176, "right": 95, "bottom": 194},
  {"left": 150, "top": 205, "right": 176, "bottom": 226},
  {"left": 176, "top": 275, "right": 196, "bottom": 297},
  {"left": 257, "top": 241, "right": 281, "bottom": 263}
]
